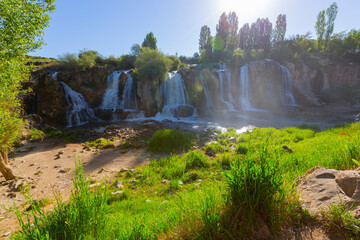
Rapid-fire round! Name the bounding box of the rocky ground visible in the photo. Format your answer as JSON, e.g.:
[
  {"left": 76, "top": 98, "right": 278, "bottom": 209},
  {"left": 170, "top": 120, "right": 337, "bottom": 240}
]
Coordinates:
[{"left": 1, "top": 120, "right": 359, "bottom": 239}]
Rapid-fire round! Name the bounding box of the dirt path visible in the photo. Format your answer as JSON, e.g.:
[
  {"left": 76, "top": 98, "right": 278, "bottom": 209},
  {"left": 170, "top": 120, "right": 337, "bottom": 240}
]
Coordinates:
[{"left": 0, "top": 137, "right": 152, "bottom": 237}]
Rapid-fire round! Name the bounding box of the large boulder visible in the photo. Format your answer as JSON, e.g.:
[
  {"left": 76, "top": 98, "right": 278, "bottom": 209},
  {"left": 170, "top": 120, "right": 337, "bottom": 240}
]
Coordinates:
[{"left": 296, "top": 167, "right": 360, "bottom": 218}]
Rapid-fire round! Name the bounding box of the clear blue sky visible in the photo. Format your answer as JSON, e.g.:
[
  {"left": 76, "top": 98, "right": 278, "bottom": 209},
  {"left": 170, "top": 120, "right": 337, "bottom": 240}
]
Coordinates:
[{"left": 31, "top": 0, "right": 360, "bottom": 59}]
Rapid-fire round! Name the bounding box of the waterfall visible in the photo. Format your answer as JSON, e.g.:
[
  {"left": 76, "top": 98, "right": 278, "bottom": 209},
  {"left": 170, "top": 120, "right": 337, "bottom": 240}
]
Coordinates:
[
  {"left": 120, "top": 74, "right": 137, "bottom": 111},
  {"left": 51, "top": 72, "right": 59, "bottom": 81},
  {"left": 217, "top": 65, "right": 236, "bottom": 111},
  {"left": 101, "top": 70, "right": 138, "bottom": 111},
  {"left": 101, "top": 70, "right": 125, "bottom": 111},
  {"left": 156, "top": 72, "right": 197, "bottom": 118},
  {"left": 278, "top": 63, "right": 296, "bottom": 106},
  {"left": 61, "top": 82, "right": 95, "bottom": 127},
  {"left": 199, "top": 72, "right": 215, "bottom": 114},
  {"left": 239, "top": 64, "right": 257, "bottom": 111}
]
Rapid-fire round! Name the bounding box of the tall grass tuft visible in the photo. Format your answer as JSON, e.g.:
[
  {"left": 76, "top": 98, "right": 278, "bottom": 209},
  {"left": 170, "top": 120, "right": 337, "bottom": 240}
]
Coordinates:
[
  {"left": 224, "top": 144, "right": 285, "bottom": 233},
  {"left": 11, "top": 158, "right": 108, "bottom": 240}
]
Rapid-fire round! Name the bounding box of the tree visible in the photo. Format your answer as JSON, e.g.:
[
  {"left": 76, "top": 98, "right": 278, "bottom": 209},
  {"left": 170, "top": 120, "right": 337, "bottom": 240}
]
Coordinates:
[
  {"left": 199, "top": 25, "right": 213, "bottom": 53},
  {"left": 315, "top": 2, "right": 338, "bottom": 51},
  {"left": 238, "top": 23, "right": 251, "bottom": 49},
  {"left": 249, "top": 18, "right": 272, "bottom": 50},
  {"left": 216, "top": 12, "right": 230, "bottom": 50},
  {"left": 315, "top": 10, "right": 326, "bottom": 50},
  {"left": 130, "top": 44, "right": 142, "bottom": 57},
  {"left": 273, "top": 14, "right": 287, "bottom": 44},
  {"left": 142, "top": 32, "right": 157, "bottom": 50},
  {"left": 226, "top": 12, "right": 239, "bottom": 51},
  {"left": 134, "top": 48, "right": 170, "bottom": 82},
  {"left": 324, "top": 2, "right": 338, "bottom": 47},
  {"left": 0, "top": 0, "right": 55, "bottom": 180}
]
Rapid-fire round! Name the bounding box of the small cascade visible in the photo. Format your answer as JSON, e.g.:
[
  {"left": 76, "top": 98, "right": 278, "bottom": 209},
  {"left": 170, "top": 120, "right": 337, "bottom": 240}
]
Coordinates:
[
  {"left": 120, "top": 74, "right": 137, "bottom": 111},
  {"left": 100, "top": 70, "right": 126, "bottom": 111},
  {"left": 199, "top": 73, "right": 216, "bottom": 114},
  {"left": 239, "top": 64, "right": 257, "bottom": 111},
  {"left": 61, "top": 82, "right": 95, "bottom": 127},
  {"left": 278, "top": 63, "right": 296, "bottom": 106},
  {"left": 156, "top": 72, "right": 197, "bottom": 118},
  {"left": 217, "top": 65, "right": 236, "bottom": 111},
  {"left": 51, "top": 72, "right": 59, "bottom": 81}
]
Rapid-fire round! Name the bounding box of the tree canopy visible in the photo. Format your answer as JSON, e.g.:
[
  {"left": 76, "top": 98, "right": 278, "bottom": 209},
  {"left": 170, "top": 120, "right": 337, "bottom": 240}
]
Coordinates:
[
  {"left": 142, "top": 32, "right": 157, "bottom": 50},
  {"left": 0, "top": 0, "right": 55, "bottom": 180}
]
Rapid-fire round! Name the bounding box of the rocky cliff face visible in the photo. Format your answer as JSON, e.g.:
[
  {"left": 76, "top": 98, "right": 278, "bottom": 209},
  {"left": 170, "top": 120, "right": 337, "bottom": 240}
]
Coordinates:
[
  {"left": 136, "top": 79, "right": 163, "bottom": 117},
  {"left": 29, "top": 71, "right": 67, "bottom": 125},
  {"left": 285, "top": 60, "right": 360, "bottom": 105},
  {"left": 27, "top": 59, "right": 360, "bottom": 126}
]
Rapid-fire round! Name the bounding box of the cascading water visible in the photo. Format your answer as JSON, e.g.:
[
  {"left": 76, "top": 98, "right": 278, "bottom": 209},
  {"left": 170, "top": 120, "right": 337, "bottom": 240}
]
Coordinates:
[
  {"left": 199, "top": 72, "right": 216, "bottom": 114},
  {"left": 120, "top": 74, "right": 137, "bottom": 111},
  {"left": 61, "top": 82, "right": 95, "bottom": 127},
  {"left": 101, "top": 70, "right": 138, "bottom": 112},
  {"left": 156, "top": 72, "right": 197, "bottom": 118},
  {"left": 101, "top": 70, "right": 126, "bottom": 111},
  {"left": 278, "top": 64, "right": 296, "bottom": 106},
  {"left": 217, "top": 65, "right": 236, "bottom": 111},
  {"left": 51, "top": 72, "right": 59, "bottom": 81},
  {"left": 238, "top": 64, "right": 258, "bottom": 111}
]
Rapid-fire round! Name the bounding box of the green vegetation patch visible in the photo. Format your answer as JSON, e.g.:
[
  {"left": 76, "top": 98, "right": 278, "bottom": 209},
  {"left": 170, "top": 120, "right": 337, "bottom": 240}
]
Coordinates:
[
  {"left": 84, "top": 138, "right": 115, "bottom": 149},
  {"left": 149, "top": 129, "right": 195, "bottom": 154}
]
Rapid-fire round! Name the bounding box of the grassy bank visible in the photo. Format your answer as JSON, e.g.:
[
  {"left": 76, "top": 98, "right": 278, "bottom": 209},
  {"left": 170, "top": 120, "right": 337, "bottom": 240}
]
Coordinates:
[{"left": 9, "top": 121, "right": 360, "bottom": 239}]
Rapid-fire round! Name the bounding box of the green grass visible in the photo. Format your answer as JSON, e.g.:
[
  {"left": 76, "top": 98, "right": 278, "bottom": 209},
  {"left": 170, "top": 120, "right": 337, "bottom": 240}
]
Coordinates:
[
  {"left": 149, "top": 129, "right": 195, "bottom": 154},
  {"left": 84, "top": 138, "right": 115, "bottom": 149},
  {"left": 9, "top": 122, "right": 360, "bottom": 239},
  {"left": 27, "top": 129, "right": 45, "bottom": 142}
]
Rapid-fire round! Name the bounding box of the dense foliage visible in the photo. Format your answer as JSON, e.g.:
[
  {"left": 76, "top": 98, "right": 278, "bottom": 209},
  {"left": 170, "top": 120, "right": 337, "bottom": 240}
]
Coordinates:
[
  {"left": 134, "top": 47, "right": 171, "bottom": 82},
  {"left": 0, "top": 0, "right": 55, "bottom": 180},
  {"left": 142, "top": 32, "right": 157, "bottom": 50}
]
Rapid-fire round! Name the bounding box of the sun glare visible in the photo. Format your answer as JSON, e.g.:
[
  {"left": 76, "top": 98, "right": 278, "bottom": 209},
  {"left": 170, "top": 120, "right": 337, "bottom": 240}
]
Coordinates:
[{"left": 219, "top": 0, "right": 272, "bottom": 20}]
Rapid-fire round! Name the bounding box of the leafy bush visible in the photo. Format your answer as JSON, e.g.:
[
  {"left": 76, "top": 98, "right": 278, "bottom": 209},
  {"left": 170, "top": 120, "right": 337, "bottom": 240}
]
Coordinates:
[
  {"left": 28, "top": 129, "right": 45, "bottom": 142},
  {"left": 118, "top": 54, "right": 136, "bottom": 69},
  {"left": 167, "top": 55, "right": 181, "bottom": 71},
  {"left": 149, "top": 129, "right": 195, "bottom": 154},
  {"left": 134, "top": 48, "right": 171, "bottom": 82}
]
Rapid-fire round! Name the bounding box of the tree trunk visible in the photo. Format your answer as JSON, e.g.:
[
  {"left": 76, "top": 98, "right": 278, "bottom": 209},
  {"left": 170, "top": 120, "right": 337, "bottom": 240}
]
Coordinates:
[
  {"left": 0, "top": 154, "right": 15, "bottom": 180},
  {"left": 3, "top": 149, "right": 8, "bottom": 165}
]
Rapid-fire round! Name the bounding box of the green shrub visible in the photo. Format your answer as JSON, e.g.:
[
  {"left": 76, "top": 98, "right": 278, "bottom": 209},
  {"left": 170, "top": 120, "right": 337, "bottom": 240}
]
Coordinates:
[
  {"left": 235, "top": 143, "right": 248, "bottom": 154},
  {"left": 203, "top": 141, "right": 226, "bottom": 154},
  {"left": 134, "top": 48, "right": 171, "bottom": 82},
  {"left": 84, "top": 138, "right": 115, "bottom": 149},
  {"left": 224, "top": 145, "right": 284, "bottom": 231},
  {"left": 28, "top": 129, "right": 45, "bottom": 142},
  {"left": 167, "top": 55, "right": 181, "bottom": 71},
  {"left": 149, "top": 129, "right": 195, "bottom": 154}
]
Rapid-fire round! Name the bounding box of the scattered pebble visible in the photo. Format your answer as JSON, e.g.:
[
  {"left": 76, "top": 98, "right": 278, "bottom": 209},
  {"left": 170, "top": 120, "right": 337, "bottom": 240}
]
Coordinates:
[
  {"left": 54, "top": 164, "right": 62, "bottom": 168},
  {"left": 128, "top": 180, "right": 136, "bottom": 184},
  {"left": 58, "top": 168, "right": 71, "bottom": 173},
  {"left": 162, "top": 179, "right": 169, "bottom": 184},
  {"left": 113, "top": 180, "right": 123, "bottom": 189},
  {"left": 34, "top": 171, "right": 44, "bottom": 176},
  {"left": 111, "top": 190, "right": 124, "bottom": 195}
]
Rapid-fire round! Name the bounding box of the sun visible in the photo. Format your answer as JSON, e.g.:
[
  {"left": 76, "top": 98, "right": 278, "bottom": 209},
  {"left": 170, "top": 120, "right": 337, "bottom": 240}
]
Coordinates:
[{"left": 218, "top": 0, "right": 272, "bottom": 20}]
